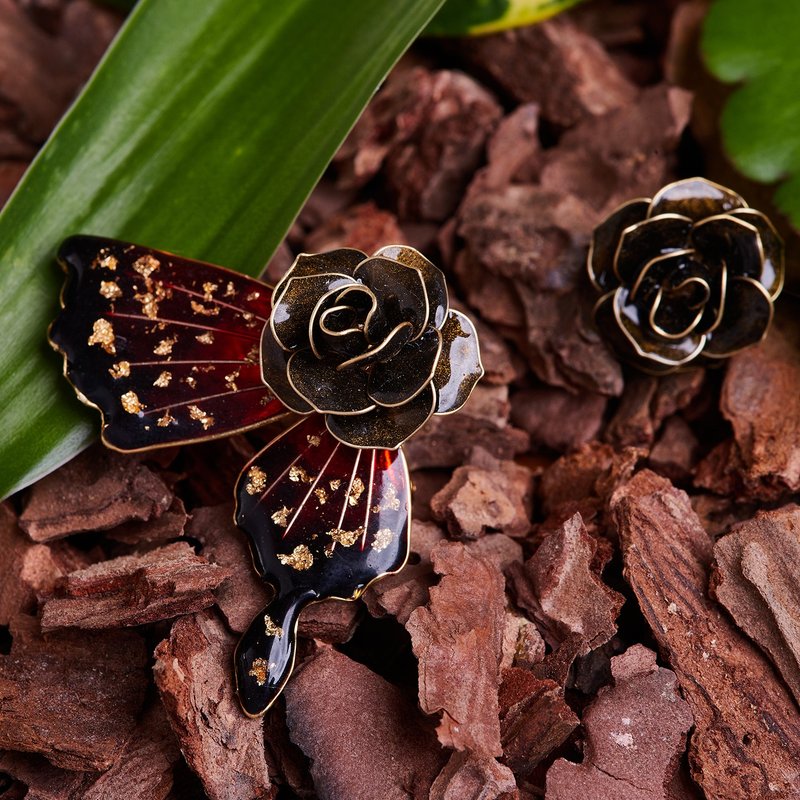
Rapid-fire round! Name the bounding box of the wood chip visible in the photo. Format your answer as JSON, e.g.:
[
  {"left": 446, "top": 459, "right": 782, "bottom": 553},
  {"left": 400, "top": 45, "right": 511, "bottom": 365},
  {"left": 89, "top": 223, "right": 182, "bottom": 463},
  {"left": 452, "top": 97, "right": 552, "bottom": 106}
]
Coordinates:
[
  {"left": 40, "top": 542, "right": 230, "bottom": 630},
  {"left": 284, "top": 647, "right": 445, "bottom": 800},
  {"left": 546, "top": 645, "right": 693, "bottom": 799},
  {"left": 613, "top": 470, "right": 800, "bottom": 798},
  {"left": 105, "top": 496, "right": 188, "bottom": 544},
  {"left": 153, "top": 610, "right": 275, "bottom": 800},
  {"left": 406, "top": 541, "right": 506, "bottom": 756},
  {"left": 429, "top": 751, "right": 517, "bottom": 800},
  {"left": 712, "top": 504, "right": 800, "bottom": 706},
  {"left": 20, "top": 446, "right": 173, "bottom": 541},
  {"left": 0, "top": 615, "right": 148, "bottom": 771}
]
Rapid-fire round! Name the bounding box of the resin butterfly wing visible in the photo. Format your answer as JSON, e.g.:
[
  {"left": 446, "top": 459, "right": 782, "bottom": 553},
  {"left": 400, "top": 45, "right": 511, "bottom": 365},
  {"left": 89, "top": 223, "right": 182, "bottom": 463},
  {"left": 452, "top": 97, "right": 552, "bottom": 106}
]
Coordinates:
[
  {"left": 50, "top": 235, "right": 287, "bottom": 450},
  {"left": 232, "top": 415, "right": 411, "bottom": 716}
]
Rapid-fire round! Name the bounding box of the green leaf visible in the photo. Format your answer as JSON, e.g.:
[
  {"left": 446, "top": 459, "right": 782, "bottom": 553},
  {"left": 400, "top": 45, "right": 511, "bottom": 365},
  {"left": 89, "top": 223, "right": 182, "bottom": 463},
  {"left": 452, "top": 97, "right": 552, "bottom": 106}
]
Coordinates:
[
  {"left": 702, "top": 0, "right": 800, "bottom": 225},
  {"left": 426, "top": 0, "right": 584, "bottom": 36},
  {"left": 0, "top": 0, "right": 445, "bottom": 500}
]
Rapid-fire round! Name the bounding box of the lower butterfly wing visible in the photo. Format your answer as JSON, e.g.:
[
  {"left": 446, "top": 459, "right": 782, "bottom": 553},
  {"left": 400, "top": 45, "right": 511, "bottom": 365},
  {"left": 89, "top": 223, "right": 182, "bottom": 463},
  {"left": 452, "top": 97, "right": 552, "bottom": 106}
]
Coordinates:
[
  {"left": 232, "top": 416, "right": 411, "bottom": 715},
  {"left": 49, "top": 235, "right": 289, "bottom": 451}
]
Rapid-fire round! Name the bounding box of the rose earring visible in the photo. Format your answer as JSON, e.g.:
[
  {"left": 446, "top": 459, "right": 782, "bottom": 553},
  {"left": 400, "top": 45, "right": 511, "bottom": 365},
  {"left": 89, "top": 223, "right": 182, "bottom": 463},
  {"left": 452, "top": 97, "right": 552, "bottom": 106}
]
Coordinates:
[
  {"left": 587, "top": 177, "right": 784, "bottom": 373},
  {"left": 49, "top": 236, "right": 483, "bottom": 717}
]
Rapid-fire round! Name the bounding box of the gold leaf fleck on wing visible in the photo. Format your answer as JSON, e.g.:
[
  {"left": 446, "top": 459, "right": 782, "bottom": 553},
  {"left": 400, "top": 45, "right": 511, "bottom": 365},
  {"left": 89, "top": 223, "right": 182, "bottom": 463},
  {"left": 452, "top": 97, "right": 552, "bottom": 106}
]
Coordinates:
[
  {"left": 121, "top": 391, "right": 145, "bottom": 414},
  {"left": 88, "top": 319, "right": 116, "bottom": 354},
  {"left": 245, "top": 466, "right": 267, "bottom": 495},
  {"left": 277, "top": 544, "right": 314, "bottom": 570},
  {"left": 108, "top": 361, "right": 130, "bottom": 379},
  {"left": 264, "top": 614, "right": 284, "bottom": 638}
]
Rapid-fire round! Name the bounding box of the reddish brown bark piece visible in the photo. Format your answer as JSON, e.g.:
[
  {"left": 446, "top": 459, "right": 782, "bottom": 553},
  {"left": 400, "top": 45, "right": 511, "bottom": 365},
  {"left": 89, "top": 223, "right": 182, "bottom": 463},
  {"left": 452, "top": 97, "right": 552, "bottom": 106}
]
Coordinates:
[
  {"left": 304, "top": 201, "right": 407, "bottom": 254},
  {"left": 0, "top": 751, "right": 92, "bottom": 800},
  {"left": 712, "top": 504, "right": 800, "bottom": 706},
  {"left": 297, "top": 599, "right": 362, "bottom": 644},
  {"left": 501, "top": 612, "right": 546, "bottom": 672},
  {"left": 105, "top": 496, "right": 188, "bottom": 544},
  {"left": 499, "top": 667, "right": 578, "bottom": 775},
  {"left": 284, "top": 647, "right": 445, "bottom": 800},
  {"left": 406, "top": 540, "right": 506, "bottom": 756},
  {"left": 0, "top": 615, "right": 147, "bottom": 771},
  {"left": 153, "top": 610, "right": 275, "bottom": 800},
  {"left": 431, "top": 454, "right": 533, "bottom": 539},
  {"left": 262, "top": 700, "right": 316, "bottom": 799},
  {"left": 82, "top": 703, "right": 181, "bottom": 800},
  {"left": 720, "top": 316, "right": 800, "bottom": 499},
  {"left": 510, "top": 386, "right": 606, "bottom": 453},
  {"left": 19, "top": 446, "right": 173, "bottom": 541},
  {"left": 336, "top": 66, "right": 502, "bottom": 221},
  {"left": 648, "top": 417, "right": 698, "bottom": 482},
  {"left": 40, "top": 542, "right": 230, "bottom": 630},
  {"left": 546, "top": 645, "right": 693, "bottom": 800},
  {"left": 460, "top": 16, "right": 636, "bottom": 126},
  {"left": 509, "top": 513, "right": 623, "bottom": 652},
  {"left": 612, "top": 471, "right": 800, "bottom": 799},
  {"left": 405, "top": 385, "right": 529, "bottom": 469},
  {"left": 430, "top": 751, "right": 517, "bottom": 800}
]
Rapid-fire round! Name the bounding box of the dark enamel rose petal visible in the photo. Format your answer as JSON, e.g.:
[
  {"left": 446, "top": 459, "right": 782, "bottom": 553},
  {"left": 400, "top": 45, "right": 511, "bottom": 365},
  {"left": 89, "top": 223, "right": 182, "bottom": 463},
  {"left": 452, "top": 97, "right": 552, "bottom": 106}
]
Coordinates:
[
  {"left": 287, "top": 349, "right": 375, "bottom": 415},
  {"left": 614, "top": 216, "right": 692, "bottom": 285},
  {"left": 271, "top": 273, "right": 357, "bottom": 352},
  {"left": 272, "top": 249, "right": 367, "bottom": 305},
  {"left": 648, "top": 178, "right": 746, "bottom": 220},
  {"left": 309, "top": 284, "right": 374, "bottom": 360},
  {"left": 260, "top": 324, "right": 313, "bottom": 414},
  {"left": 587, "top": 199, "right": 649, "bottom": 293},
  {"left": 338, "top": 321, "right": 414, "bottom": 371},
  {"left": 702, "top": 276, "right": 773, "bottom": 359},
  {"left": 374, "top": 245, "right": 449, "bottom": 329},
  {"left": 367, "top": 328, "right": 442, "bottom": 408},
  {"left": 354, "top": 257, "right": 429, "bottom": 339},
  {"left": 730, "top": 208, "right": 785, "bottom": 297},
  {"left": 326, "top": 384, "right": 437, "bottom": 449},
  {"left": 433, "top": 310, "right": 484, "bottom": 415},
  {"left": 690, "top": 215, "right": 763, "bottom": 282}
]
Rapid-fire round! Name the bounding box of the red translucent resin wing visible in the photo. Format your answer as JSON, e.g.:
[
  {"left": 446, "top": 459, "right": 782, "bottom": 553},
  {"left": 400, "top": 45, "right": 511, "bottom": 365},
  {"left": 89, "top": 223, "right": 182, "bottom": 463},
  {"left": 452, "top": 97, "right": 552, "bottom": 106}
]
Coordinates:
[
  {"left": 49, "top": 236, "right": 287, "bottom": 450},
  {"left": 233, "top": 415, "right": 410, "bottom": 716}
]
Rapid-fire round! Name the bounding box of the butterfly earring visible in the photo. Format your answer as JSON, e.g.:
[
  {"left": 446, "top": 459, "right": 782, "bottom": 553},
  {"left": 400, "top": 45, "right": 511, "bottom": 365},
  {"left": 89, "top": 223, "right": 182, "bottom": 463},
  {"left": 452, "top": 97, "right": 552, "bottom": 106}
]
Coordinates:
[{"left": 49, "top": 235, "right": 483, "bottom": 717}]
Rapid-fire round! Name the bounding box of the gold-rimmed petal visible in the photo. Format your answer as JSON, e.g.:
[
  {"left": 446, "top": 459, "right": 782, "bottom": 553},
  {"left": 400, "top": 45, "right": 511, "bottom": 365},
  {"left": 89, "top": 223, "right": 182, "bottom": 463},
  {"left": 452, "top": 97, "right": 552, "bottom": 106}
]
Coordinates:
[
  {"left": 337, "top": 321, "right": 414, "bottom": 371},
  {"left": 287, "top": 349, "right": 375, "bottom": 415},
  {"left": 690, "top": 214, "right": 764, "bottom": 282},
  {"left": 432, "top": 310, "right": 484, "bottom": 415},
  {"left": 613, "top": 214, "right": 693, "bottom": 285},
  {"left": 587, "top": 199, "right": 650, "bottom": 292},
  {"left": 648, "top": 177, "right": 746, "bottom": 220},
  {"left": 326, "top": 384, "right": 437, "bottom": 449},
  {"left": 260, "top": 324, "right": 313, "bottom": 414},
  {"left": 648, "top": 277, "right": 710, "bottom": 340},
  {"left": 730, "top": 207, "right": 785, "bottom": 298},
  {"left": 271, "top": 249, "right": 367, "bottom": 307},
  {"left": 368, "top": 328, "right": 442, "bottom": 408},
  {"left": 374, "top": 245, "right": 449, "bottom": 329},
  {"left": 308, "top": 283, "right": 376, "bottom": 360},
  {"left": 271, "top": 273, "right": 356, "bottom": 352},
  {"left": 702, "top": 276, "right": 774, "bottom": 359},
  {"left": 628, "top": 249, "right": 695, "bottom": 303}
]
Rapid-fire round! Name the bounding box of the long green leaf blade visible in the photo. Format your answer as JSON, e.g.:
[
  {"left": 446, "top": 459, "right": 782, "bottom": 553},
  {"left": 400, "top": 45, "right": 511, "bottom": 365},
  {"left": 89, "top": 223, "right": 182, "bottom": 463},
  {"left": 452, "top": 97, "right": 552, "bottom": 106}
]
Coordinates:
[{"left": 0, "top": 0, "right": 444, "bottom": 499}]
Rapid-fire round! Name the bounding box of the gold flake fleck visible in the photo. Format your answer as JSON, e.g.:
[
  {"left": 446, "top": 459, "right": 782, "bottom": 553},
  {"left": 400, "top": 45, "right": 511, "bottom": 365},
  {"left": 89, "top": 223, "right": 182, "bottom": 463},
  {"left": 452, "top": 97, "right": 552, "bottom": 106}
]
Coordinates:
[
  {"left": 372, "top": 528, "right": 394, "bottom": 552},
  {"left": 329, "top": 479, "right": 342, "bottom": 491},
  {"left": 326, "top": 526, "right": 365, "bottom": 547},
  {"left": 245, "top": 344, "right": 259, "bottom": 363},
  {"left": 307, "top": 434, "right": 321, "bottom": 447},
  {"left": 224, "top": 281, "right": 237, "bottom": 297},
  {"left": 196, "top": 331, "right": 215, "bottom": 345},
  {"left": 190, "top": 300, "right": 219, "bottom": 316},
  {"left": 121, "top": 391, "right": 145, "bottom": 414},
  {"left": 134, "top": 281, "right": 168, "bottom": 320},
  {"left": 153, "top": 371, "right": 172, "bottom": 387},
  {"left": 153, "top": 336, "right": 177, "bottom": 356},
  {"left": 224, "top": 369, "right": 240, "bottom": 391},
  {"left": 348, "top": 477, "right": 365, "bottom": 507},
  {"left": 382, "top": 484, "right": 401, "bottom": 512},
  {"left": 241, "top": 311, "right": 255, "bottom": 323},
  {"left": 289, "top": 465, "right": 313, "bottom": 483},
  {"left": 246, "top": 290, "right": 261, "bottom": 301},
  {"left": 248, "top": 657, "right": 269, "bottom": 686},
  {"left": 184, "top": 376, "right": 197, "bottom": 389},
  {"left": 93, "top": 251, "right": 118, "bottom": 271},
  {"left": 157, "top": 411, "right": 176, "bottom": 427},
  {"left": 132, "top": 254, "right": 160, "bottom": 278},
  {"left": 314, "top": 487, "right": 328, "bottom": 505},
  {"left": 88, "top": 318, "right": 116, "bottom": 354},
  {"left": 245, "top": 466, "right": 267, "bottom": 495},
  {"left": 202, "top": 282, "right": 218, "bottom": 302},
  {"left": 271, "top": 505, "right": 294, "bottom": 527},
  {"left": 99, "top": 280, "right": 122, "bottom": 300},
  {"left": 264, "top": 614, "right": 284, "bottom": 638},
  {"left": 108, "top": 361, "right": 130, "bottom": 379},
  {"left": 188, "top": 404, "right": 214, "bottom": 430},
  {"left": 277, "top": 544, "right": 314, "bottom": 571}
]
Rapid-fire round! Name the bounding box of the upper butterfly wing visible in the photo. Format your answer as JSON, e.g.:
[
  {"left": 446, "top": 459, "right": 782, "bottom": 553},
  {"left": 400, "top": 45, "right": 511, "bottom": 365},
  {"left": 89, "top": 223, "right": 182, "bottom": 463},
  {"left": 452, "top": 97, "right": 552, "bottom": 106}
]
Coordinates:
[{"left": 49, "top": 235, "right": 288, "bottom": 450}]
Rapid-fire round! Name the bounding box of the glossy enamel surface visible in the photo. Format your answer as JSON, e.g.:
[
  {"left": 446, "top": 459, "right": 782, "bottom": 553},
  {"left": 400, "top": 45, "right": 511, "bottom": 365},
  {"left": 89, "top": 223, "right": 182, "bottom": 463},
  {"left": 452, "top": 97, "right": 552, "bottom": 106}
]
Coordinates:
[
  {"left": 587, "top": 178, "right": 784, "bottom": 374},
  {"left": 233, "top": 416, "right": 410, "bottom": 716},
  {"left": 50, "top": 236, "right": 286, "bottom": 450}
]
